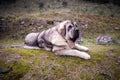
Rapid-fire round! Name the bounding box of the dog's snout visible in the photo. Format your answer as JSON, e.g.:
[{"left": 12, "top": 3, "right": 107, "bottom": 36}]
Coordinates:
[
  {"left": 74, "top": 27, "right": 79, "bottom": 31},
  {"left": 75, "top": 28, "right": 79, "bottom": 32},
  {"left": 76, "top": 29, "right": 79, "bottom": 32}
]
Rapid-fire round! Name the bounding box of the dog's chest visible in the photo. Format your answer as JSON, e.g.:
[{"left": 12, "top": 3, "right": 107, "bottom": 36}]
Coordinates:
[
  {"left": 40, "top": 27, "right": 74, "bottom": 49},
  {"left": 49, "top": 30, "right": 68, "bottom": 46}
]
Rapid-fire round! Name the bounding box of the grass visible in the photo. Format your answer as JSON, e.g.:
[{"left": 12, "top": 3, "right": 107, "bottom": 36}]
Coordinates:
[
  {"left": 0, "top": 13, "right": 120, "bottom": 79},
  {"left": 0, "top": 60, "right": 30, "bottom": 80},
  {"left": 0, "top": 37, "right": 120, "bottom": 80},
  {"left": 0, "top": 16, "right": 120, "bottom": 79}
]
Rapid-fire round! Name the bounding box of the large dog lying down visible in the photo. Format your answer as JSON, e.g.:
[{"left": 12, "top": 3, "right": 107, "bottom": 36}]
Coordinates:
[{"left": 24, "top": 20, "right": 91, "bottom": 60}]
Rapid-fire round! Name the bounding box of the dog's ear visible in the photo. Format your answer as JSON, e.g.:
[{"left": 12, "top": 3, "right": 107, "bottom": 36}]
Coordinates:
[
  {"left": 59, "top": 25, "right": 66, "bottom": 37},
  {"left": 57, "top": 21, "right": 68, "bottom": 37}
]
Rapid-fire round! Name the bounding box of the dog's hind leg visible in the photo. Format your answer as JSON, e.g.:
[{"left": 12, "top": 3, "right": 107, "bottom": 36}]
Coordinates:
[{"left": 55, "top": 49, "right": 91, "bottom": 60}]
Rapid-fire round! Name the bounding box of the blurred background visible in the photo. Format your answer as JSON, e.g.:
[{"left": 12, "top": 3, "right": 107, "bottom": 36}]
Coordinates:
[
  {"left": 0, "top": 0, "right": 120, "bottom": 39},
  {"left": 0, "top": 0, "right": 120, "bottom": 38}
]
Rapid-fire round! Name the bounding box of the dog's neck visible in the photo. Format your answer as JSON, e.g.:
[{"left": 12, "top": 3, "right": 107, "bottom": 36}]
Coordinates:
[
  {"left": 56, "top": 28, "right": 75, "bottom": 48},
  {"left": 66, "top": 39, "right": 75, "bottom": 48}
]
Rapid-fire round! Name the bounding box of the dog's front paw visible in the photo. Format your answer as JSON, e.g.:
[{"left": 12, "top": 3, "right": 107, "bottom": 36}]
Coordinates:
[
  {"left": 84, "top": 54, "right": 91, "bottom": 60},
  {"left": 83, "top": 47, "right": 89, "bottom": 52}
]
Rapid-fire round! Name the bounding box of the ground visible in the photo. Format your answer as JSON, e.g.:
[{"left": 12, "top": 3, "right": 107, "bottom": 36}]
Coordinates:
[{"left": 0, "top": 0, "right": 120, "bottom": 80}]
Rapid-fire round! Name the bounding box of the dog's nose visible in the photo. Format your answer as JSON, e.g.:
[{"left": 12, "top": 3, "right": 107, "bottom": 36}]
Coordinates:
[
  {"left": 76, "top": 29, "right": 79, "bottom": 31},
  {"left": 75, "top": 27, "right": 79, "bottom": 31},
  {"left": 75, "top": 29, "right": 79, "bottom": 32}
]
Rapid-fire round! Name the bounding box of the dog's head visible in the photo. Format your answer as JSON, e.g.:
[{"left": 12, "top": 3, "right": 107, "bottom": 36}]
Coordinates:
[{"left": 58, "top": 20, "right": 79, "bottom": 42}]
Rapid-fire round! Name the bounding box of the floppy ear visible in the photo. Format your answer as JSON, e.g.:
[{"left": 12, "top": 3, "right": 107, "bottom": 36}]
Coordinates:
[
  {"left": 57, "top": 22, "right": 66, "bottom": 37},
  {"left": 60, "top": 26, "right": 66, "bottom": 37}
]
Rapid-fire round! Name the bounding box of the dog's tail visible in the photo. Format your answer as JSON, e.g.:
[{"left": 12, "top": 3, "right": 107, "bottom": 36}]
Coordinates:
[
  {"left": 23, "top": 45, "right": 40, "bottom": 50},
  {"left": 11, "top": 44, "right": 40, "bottom": 50},
  {"left": 11, "top": 44, "right": 24, "bottom": 48}
]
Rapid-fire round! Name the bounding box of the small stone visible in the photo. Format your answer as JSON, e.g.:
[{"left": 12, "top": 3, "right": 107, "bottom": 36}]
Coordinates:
[
  {"left": 96, "top": 36, "right": 115, "bottom": 45},
  {"left": 117, "top": 56, "right": 120, "bottom": 64},
  {"left": 47, "top": 20, "right": 54, "bottom": 25},
  {"left": 0, "top": 68, "right": 12, "bottom": 74},
  {"left": 114, "top": 27, "right": 120, "bottom": 30},
  {"left": 20, "top": 21, "right": 25, "bottom": 25},
  {"left": 29, "top": 61, "right": 34, "bottom": 64}
]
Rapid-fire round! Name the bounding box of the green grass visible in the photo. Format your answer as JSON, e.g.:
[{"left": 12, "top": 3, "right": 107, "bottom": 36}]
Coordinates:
[
  {"left": 0, "top": 61, "right": 30, "bottom": 80},
  {"left": 0, "top": 37, "right": 120, "bottom": 80},
  {"left": 0, "top": 14, "right": 120, "bottom": 80},
  {"left": 0, "top": 19, "right": 120, "bottom": 79}
]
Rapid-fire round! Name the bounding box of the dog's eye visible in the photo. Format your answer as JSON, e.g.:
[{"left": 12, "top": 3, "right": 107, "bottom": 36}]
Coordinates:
[
  {"left": 69, "top": 25, "right": 72, "bottom": 28},
  {"left": 68, "top": 25, "right": 72, "bottom": 31}
]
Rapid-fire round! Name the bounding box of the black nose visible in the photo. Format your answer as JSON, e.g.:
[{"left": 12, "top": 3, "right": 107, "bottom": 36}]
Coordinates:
[
  {"left": 75, "top": 29, "right": 79, "bottom": 33},
  {"left": 75, "top": 27, "right": 79, "bottom": 31},
  {"left": 76, "top": 29, "right": 79, "bottom": 32}
]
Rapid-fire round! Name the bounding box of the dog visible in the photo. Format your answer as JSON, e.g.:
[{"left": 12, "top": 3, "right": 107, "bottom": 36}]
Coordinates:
[{"left": 24, "top": 20, "right": 91, "bottom": 59}]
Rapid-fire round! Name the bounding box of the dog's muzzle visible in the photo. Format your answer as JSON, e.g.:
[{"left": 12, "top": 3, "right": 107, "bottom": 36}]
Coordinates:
[
  {"left": 74, "top": 29, "right": 79, "bottom": 38},
  {"left": 71, "top": 28, "right": 79, "bottom": 42}
]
